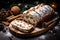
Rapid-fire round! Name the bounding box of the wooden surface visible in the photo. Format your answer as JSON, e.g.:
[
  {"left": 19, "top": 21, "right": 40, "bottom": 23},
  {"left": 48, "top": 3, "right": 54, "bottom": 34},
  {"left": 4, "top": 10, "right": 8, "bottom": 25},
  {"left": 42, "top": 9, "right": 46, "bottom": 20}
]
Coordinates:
[
  {"left": 0, "top": 14, "right": 59, "bottom": 38},
  {"left": 9, "top": 19, "right": 57, "bottom": 38}
]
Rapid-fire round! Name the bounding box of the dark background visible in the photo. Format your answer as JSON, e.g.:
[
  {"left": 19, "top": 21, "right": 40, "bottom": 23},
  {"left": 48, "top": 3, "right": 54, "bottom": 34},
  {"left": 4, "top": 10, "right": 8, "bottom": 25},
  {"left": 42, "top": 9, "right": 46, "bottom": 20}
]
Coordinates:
[
  {"left": 0, "top": 0, "right": 60, "bottom": 8},
  {"left": 0, "top": 0, "right": 60, "bottom": 40},
  {"left": 0, "top": 0, "right": 60, "bottom": 14}
]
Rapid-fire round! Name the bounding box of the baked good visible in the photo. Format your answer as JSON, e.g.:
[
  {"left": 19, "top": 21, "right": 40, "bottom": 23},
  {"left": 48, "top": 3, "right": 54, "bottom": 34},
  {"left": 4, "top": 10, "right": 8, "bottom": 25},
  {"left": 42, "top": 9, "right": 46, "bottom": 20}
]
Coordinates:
[
  {"left": 23, "top": 4, "right": 55, "bottom": 26},
  {"left": 10, "top": 19, "right": 34, "bottom": 33},
  {"left": 9, "top": 3, "right": 56, "bottom": 33}
]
